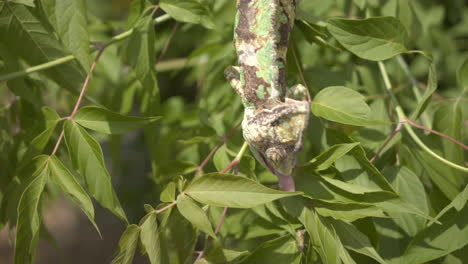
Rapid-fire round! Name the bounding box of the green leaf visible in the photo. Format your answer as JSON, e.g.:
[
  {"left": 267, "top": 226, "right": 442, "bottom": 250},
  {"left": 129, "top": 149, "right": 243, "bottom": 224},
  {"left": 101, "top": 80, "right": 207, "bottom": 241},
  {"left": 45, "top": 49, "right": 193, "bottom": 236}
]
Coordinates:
[
  {"left": 7, "top": 0, "right": 35, "bottom": 7},
  {"left": 238, "top": 235, "right": 301, "bottom": 264},
  {"left": 309, "top": 143, "right": 360, "bottom": 171},
  {"left": 328, "top": 130, "right": 396, "bottom": 193},
  {"left": 458, "top": 58, "right": 468, "bottom": 92},
  {"left": 0, "top": 2, "right": 86, "bottom": 95},
  {"left": 177, "top": 193, "right": 216, "bottom": 239},
  {"left": 411, "top": 62, "right": 437, "bottom": 119},
  {"left": 140, "top": 212, "right": 161, "bottom": 264},
  {"left": 205, "top": 239, "right": 248, "bottom": 263},
  {"left": 40, "top": 0, "right": 91, "bottom": 69},
  {"left": 332, "top": 220, "right": 386, "bottom": 264},
  {"left": 0, "top": 43, "right": 42, "bottom": 106},
  {"left": 63, "top": 120, "right": 127, "bottom": 223},
  {"left": 17, "top": 107, "right": 60, "bottom": 168},
  {"left": 111, "top": 225, "right": 141, "bottom": 264},
  {"left": 312, "top": 86, "right": 389, "bottom": 126},
  {"left": 160, "top": 208, "right": 197, "bottom": 264},
  {"left": 327, "top": 17, "right": 408, "bottom": 61},
  {"left": 433, "top": 102, "right": 464, "bottom": 181},
  {"left": 184, "top": 173, "right": 301, "bottom": 208},
  {"left": 315, "top": 201, "right": 387, "bottom": 222},
  {"left": 160, "top": 0, "right": 215, "bottom": 29},
  {"left": 299, "top": 207, "right": 347, "bottom": 264},
  {"left": 126, "top": 15, "right": 159, "bottom": 114},
  {"left": 353, "top": 0, "right": 366, "bottom": 9},
  {"left": 14, "top": 155, "right": 49, "bottom": 264},
  {"left": 296, "top": 20, "right": 341, "bottom": 51},
  {"left": 48, "top": 155, "right": 99, "bottom": 235},
  {"left": 160, "top": 182, "right": 176, "bottom": 203},
  {"left": 383, "top": 166, "right": 428, "bottom": 236},
  {"left": 125, "top": 0, "right": 151, "bottom": 29},
  {"left": 73, "top": 106, "right": 161, "bottom": 134},
  {"left": 403, "top": 185, "right": 468, "bottom": 263}
]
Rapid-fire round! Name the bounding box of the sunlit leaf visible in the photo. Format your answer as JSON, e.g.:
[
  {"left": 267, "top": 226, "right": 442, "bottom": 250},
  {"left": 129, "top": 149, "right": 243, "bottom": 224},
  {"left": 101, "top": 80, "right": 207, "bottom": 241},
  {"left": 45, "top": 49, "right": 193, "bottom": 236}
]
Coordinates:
[
  {"left": 238, "top": 235, "right": 301, "bottom": 264},
  {"left": 74, "top": 106, "right": 160, "bottom": 134},
  {"left": 327, "top": 17, "right": 408, "bottom": 61},
  {"left": 411, "top": 62, "right": 437, "bottom": 119},
  {"left": 111, "top": 225, "right": 140, "bottom": 264},
  {"left": 403, "top": 185, "right": 468, "bottom": 263},
  {"left": 185, "top": 173, "right": 301, "bottom": 208},
  {"left": 140, "top": 212, "right": 161, "bottom": 264},
  {"left": 14, "top": 155, "right": 49, "bottom": 264},
  {"left": 160, "top": 0, "right": 215, "bottom": 29},
  {"left": 177, "top": 193, "right": 216, "bottom": 238},
  {"left": 0, "top": 2, "right": 86, "bottom": 94},
  {"left": 312, "top": 86, "right": 389, "bottom": 126},
  {"left": 48, "top": 155, "right": 99, "bottom": 235},
  {"left": 64, "top": 120, "right": 127, "bottom": 223},
  {"left": 40, "top": 0, "right": 91, "bottom": 69}
]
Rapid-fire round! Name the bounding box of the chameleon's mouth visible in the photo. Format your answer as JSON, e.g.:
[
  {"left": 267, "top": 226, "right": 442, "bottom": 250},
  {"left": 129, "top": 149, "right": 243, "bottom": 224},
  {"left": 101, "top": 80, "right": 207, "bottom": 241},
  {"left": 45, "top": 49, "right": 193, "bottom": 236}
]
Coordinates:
[{"left": 258, "top": 150, "right": 290, "bottom": 178}]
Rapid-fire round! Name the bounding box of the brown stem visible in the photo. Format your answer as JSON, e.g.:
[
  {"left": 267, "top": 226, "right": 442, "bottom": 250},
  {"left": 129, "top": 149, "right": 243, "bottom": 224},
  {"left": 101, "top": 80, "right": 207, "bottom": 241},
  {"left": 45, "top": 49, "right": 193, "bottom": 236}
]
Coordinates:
[
  {"left": 50, "top": 44, "right": 106, "bottom": 157},
  {"left": 370, "top": 122, "right": 403, "bottom": 163},
  {"left": 404, "top": 118, "right": 468, "bottom": 150},
  {"left": 195, "top": 124, "right": 240, "bottom": 175},
  {"left": 158, "top": 22, "right": 179, "bottom": 61},
  {"left": 51, "top": 131, "right": 65, "bottom": 156},
  {"left": 155, "top": 200, "right": 177, "bottom": 214},
  {"left": 194, "top": 206, "right": 229, "bottom": 262},
  {"left": 69, "top": 45, "right": 106, "bottom": 119}
]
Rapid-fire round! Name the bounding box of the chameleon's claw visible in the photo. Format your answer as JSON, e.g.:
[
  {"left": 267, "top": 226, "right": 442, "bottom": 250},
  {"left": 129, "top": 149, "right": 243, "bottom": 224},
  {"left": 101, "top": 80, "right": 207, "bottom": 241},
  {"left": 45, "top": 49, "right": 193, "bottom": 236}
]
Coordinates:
[{"left": 224, "top": 66, "right": 243, "bottom": 98}]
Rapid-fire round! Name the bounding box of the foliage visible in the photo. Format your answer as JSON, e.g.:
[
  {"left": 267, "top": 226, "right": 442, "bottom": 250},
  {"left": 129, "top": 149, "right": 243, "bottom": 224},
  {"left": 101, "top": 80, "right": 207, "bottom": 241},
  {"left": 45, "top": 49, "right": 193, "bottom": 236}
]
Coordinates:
[{"left": 0, "top": 0, "right": 467, "bottom": 263}]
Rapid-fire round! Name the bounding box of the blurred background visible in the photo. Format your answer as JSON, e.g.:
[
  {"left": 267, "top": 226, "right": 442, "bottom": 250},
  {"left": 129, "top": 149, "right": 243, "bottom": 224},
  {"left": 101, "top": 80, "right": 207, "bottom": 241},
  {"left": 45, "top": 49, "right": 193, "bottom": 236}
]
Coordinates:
[{"left": 1, "top": 0, "right": 467, "bottom": 263}]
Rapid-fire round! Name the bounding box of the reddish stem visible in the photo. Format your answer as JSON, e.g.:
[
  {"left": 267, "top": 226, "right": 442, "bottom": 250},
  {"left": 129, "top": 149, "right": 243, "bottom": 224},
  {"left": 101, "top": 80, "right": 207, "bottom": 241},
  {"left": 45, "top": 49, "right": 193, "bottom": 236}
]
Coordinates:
[
  {"left": 50, "top": 44, "right": 106, "bottom": 157},
  {"left": 195, "top": 124, "right": 240, "bottom": 175},
  {"left": 370, "top": 123, "right": 403, "bottom": 163},
  {"left": 69, "top": 45, "right": 106, "bottom": 119},
  {"left": 404, "top": 118, "right": 468, "bottom": 150},
  {"left": 155, "top": 200, "right": 177, "bottom": 214}
]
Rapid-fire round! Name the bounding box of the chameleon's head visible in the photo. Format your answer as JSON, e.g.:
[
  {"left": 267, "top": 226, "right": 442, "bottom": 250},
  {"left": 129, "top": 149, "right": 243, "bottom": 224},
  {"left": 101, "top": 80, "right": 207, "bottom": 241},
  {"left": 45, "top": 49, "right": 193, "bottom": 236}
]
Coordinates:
[
  {"left": 242, "top": 101, "right": 309, "bottom": 177},
  {"left": 264, "top": 145, "right": 297, "bottom": 176}
]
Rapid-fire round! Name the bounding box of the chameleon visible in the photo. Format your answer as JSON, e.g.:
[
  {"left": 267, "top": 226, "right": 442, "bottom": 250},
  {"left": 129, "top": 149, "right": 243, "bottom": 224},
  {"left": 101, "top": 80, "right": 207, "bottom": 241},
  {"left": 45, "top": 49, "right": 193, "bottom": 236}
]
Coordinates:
[{"left": 225, "top": 0, "right": 310, "bottom": 191}]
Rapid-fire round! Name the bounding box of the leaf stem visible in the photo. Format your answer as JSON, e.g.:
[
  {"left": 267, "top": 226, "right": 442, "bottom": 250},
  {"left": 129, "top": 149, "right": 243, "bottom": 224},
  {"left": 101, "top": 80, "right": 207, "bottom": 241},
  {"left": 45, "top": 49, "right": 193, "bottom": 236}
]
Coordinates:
[
  {"left": 378, "top": 61, "right": 468, "bottom": 173},
  {"left": 50, "top": 45, "right": 107, "bottom": 156},
  {"left": 154, "top": 200, "right": 177, "bottom": 214},
  {"left": 0, "top": 14, "right": 171, "bottom": 82},
  {"left": 396, "top": 55, "right": 432, "bottom": 129},
  {"left": 370, "top": 122, "right": 403, "bottom": 163},
  {"left": 195, "top": 124, "right": 240, "bottom": 176}
]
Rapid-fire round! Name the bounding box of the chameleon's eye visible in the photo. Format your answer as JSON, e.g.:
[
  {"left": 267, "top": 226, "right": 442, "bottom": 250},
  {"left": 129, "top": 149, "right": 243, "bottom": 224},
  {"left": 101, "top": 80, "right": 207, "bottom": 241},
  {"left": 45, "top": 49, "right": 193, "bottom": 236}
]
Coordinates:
[{"left": 265, "top": 146, "right": 286, "bottom": 164}]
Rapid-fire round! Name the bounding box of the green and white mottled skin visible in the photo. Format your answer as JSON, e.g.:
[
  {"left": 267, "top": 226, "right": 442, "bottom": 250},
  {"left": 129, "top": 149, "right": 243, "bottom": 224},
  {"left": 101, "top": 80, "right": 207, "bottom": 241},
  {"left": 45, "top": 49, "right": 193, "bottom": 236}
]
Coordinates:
[{"left": 225, "top": 0, "right": 310, "bottom": 191}]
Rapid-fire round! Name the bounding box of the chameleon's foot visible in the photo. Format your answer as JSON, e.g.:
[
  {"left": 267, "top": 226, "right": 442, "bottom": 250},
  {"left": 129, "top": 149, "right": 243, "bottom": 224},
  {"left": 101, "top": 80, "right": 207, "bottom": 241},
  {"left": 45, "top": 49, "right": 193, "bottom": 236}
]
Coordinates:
[{"left": 277, "top": 173, "right": 295, "bottom": 192}]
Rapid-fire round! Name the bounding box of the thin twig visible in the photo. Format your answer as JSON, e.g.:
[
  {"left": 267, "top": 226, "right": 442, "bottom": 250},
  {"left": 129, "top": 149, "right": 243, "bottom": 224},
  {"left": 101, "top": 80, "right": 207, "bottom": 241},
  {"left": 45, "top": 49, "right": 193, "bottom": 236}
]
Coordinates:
[
  {"left": 70, "top": 44, "right": 106, "bottom": 118},
  {"left": 50, "top": 44, "right": 107, "bottom": 157},
  {"left": 377, "top": 61, "right": 468, "bottom": 173},
  {"left": 51, "top": 131, "right": 65, "bottom": 156},
  {"left": 291, "top": 47, "right": 311, "bottom": 101},
  {"left": 158, "top": 23, "right": 179, "bottom": 61},
  {"left": 370, "top": 122, "right": 403, "bottom": 163},
  {"left": 195, "top": 124, "right": 240, "bottom": 175},
  {"left": 404, "top": 118, "right": 468, "bottom": 150},
  {"left": 155, "top": 200, "right": 177, "bottom": 214},
  {"left": 194, "top": 206, "right": 229, "bottom": 262}
]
